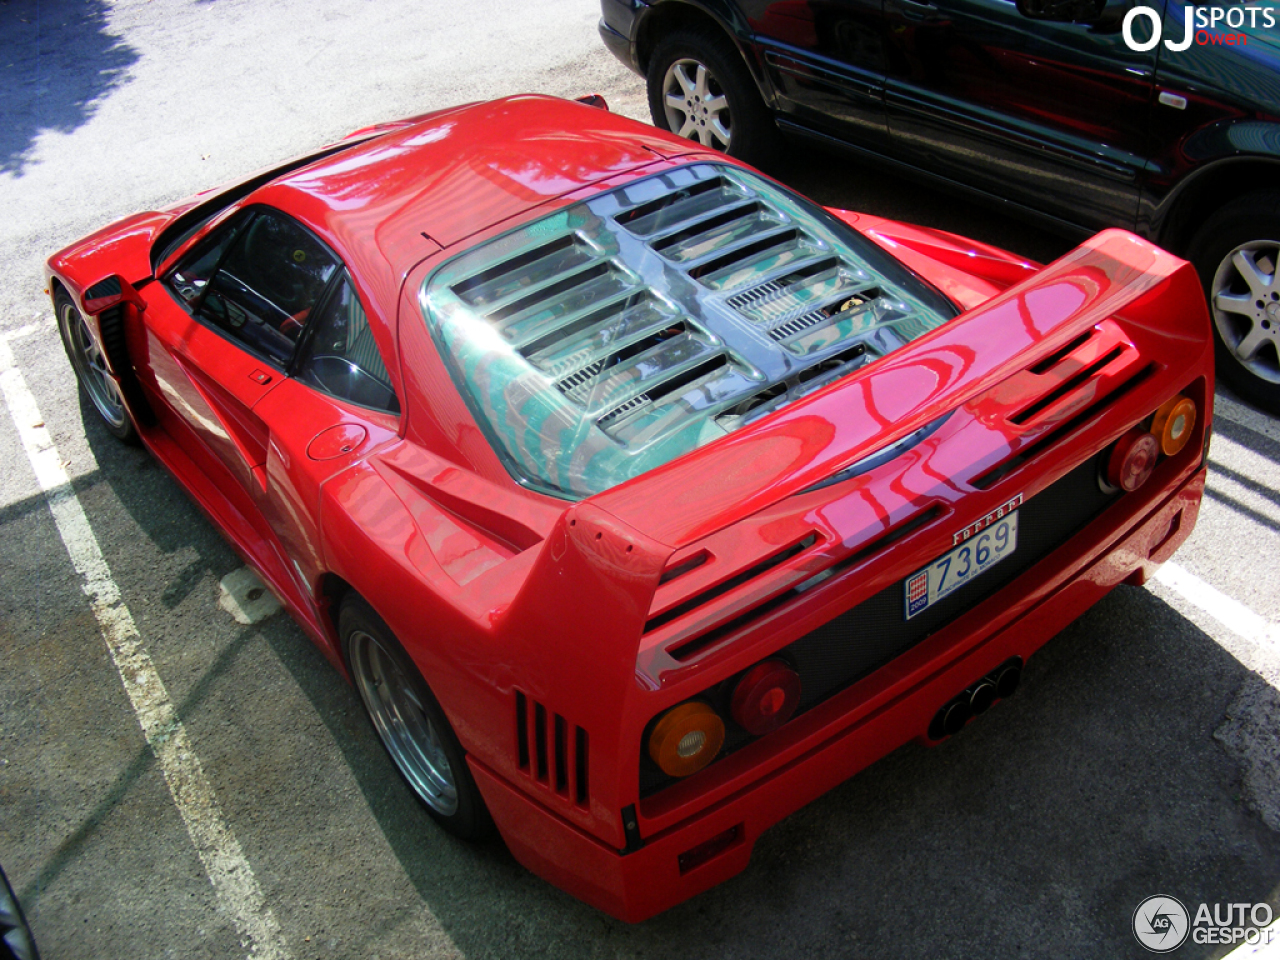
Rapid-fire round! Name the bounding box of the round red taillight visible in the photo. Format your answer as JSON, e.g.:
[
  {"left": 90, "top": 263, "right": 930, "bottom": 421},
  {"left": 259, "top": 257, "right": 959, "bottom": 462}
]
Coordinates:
[
  {"left": 730, "top": 659, "right": 802, "bottom": 736},
  {"left": 1106, "top": 430, "right": 1160, "bottom": 492}
]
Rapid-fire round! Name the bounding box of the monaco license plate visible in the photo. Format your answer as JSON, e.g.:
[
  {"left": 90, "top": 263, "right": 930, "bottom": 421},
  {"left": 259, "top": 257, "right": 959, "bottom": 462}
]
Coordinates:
[{"left": 904, "top": 511, "right": 1019, "bottom": 620}]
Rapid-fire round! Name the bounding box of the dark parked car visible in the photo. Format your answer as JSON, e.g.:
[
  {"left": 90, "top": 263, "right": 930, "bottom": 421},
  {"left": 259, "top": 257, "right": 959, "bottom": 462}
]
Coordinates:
[{"left": 600, "top": 0, "right": 1280, "bottom": 413}]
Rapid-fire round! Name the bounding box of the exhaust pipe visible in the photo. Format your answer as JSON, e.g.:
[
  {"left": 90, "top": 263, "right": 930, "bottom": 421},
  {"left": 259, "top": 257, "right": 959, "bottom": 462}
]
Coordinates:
[{"left": 928, "top": 658, "right": 1022, "bottom": 741}]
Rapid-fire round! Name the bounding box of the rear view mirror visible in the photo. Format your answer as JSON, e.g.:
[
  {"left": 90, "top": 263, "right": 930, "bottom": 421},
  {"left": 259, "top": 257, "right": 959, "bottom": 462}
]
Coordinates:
[{"left": 83, "top": 275, "right": 147, "bottom": 315}]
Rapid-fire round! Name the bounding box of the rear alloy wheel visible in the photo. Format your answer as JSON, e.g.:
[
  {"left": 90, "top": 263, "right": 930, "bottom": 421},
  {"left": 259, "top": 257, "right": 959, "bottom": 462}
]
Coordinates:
[
  {"left": 55, "top": 292, "right": 136, "bottom": 442},
  {"left": 340, "top": 597, "right": 491, "bottom": 840},
  {"left": 647, "top": 28, "right": 777, "bottom": 167},
  {"left": 1189, "top": 191, "right": 1280, "bottom": 414}
]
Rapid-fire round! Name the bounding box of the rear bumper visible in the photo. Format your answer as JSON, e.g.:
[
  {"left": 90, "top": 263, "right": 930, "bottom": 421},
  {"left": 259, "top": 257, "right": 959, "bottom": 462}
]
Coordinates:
[{"left": 471, "top": 465, "right": 1205, "bottom": 922}]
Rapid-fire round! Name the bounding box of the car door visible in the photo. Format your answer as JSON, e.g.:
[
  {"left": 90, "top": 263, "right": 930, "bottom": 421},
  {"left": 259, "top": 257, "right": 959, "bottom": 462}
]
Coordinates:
[
  {"left": 250, "top": 269, "right": 401, "bottom": 606},
  {"left": 747, "top": 0, "right": 892, "bottom": 148},
  {"left": 881, "top": 0, "right": 1160, "bottom": 230},
  {"left": 141, "top": 206, "right": 397, "bottom": 610}
]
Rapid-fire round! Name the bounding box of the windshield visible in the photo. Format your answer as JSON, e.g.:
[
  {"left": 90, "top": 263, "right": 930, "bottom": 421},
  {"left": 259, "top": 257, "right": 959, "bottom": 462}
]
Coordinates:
[{"left": 420, "top": 163, "right": 957, "bottom": 499}]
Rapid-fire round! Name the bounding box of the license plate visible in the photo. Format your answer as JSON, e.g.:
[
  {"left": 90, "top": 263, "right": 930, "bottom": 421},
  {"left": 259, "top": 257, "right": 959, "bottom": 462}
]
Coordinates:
[{"left": 904, "top": 511, "right": 1019, "bottom": 620}]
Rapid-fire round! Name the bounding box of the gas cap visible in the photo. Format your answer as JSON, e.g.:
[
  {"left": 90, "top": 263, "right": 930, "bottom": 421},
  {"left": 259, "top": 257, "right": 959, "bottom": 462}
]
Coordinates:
[{"left": 306, "top": 423, "right": 367, "bottom": 461}]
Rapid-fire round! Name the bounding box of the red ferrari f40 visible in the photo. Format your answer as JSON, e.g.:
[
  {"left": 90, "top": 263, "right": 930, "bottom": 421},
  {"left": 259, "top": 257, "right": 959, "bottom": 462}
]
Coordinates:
[{"left": 47, "top": 95, "right": 1212, "bottom": 921}]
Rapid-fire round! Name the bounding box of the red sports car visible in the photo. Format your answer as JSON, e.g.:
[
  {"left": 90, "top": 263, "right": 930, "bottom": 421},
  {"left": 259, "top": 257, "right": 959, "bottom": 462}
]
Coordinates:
[{"left": 47, "top": 94, "right": 1211, "bottom": 922}]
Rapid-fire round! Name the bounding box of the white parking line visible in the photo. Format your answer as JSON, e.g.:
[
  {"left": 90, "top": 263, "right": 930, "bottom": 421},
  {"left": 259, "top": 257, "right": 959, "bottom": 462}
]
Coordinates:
[
  {"left": 1154, "top": 562, "right": 1278, "bottom": 650},
  {"left": 0, "top": 338, "right": 292, "bottom": 960},
  {"left": 1216, "top": 394, "right": 1280, "bottom": 446}
]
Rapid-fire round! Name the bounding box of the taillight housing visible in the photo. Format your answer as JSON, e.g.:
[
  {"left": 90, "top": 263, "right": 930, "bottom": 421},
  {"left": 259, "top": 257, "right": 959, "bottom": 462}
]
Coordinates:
[
  {"left": 1105, "top": 429, "right": 1160, "bottom": 492},
  {"left": 648, "top": 702, "right": 725, "bottom": 778},
  {"left": 1103, "top": 391, "right": 1198, "bottom": 494},
  {"left": 1151, "top": 395, "right": 1197, "bottom": 456},
  {"left": 730, "top": 659, "right": 801, "bottom": 735}
]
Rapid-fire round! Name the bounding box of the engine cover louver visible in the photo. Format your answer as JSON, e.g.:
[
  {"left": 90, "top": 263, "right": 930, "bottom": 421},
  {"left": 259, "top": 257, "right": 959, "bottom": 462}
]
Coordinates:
[{"left": 421, "top": 162, "right": 956, "bottom": 498}]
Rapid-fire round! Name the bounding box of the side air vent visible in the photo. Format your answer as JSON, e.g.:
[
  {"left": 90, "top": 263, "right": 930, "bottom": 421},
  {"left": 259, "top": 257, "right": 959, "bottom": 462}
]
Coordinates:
[{"left": 515, "top": 690, "right": 589, "bottom": 806}]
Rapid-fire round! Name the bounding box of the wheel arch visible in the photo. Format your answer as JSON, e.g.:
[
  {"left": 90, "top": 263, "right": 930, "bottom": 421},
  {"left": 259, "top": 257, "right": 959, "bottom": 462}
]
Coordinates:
[
  {"left": 317, "top": 571, "right": 357, "bottom": 668},
  {"left": 634, "top": 0, "right": 774, "bottom": 102},
  {"left": 1155, "top": 156, "right": 1280, "bottom": 255}
]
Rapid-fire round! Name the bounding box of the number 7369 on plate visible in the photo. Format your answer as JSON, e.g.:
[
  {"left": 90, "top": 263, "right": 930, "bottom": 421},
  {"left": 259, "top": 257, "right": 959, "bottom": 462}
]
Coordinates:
[{"left": 904, "top": 512, "right": 1019, "bottom": 620}]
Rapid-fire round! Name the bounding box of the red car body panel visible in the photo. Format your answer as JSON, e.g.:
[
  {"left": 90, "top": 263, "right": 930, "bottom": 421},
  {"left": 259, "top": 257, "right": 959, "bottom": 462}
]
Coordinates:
[{"left": 46, "top": 95, "right": 1213, "bottom": 922}]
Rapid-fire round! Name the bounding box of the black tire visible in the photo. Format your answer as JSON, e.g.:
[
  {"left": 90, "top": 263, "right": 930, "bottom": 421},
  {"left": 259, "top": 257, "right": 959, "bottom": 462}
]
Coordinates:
[
  {"left": 646, "top": 27, "right": 778, "bottom": 168},
  {"left": 1187, "top": 190, "right": 1280, "bottom": 415},
  {"left": 339, "top": 596, "right": 493, "bottom": 840},
  {"left": 54, "top": 291, "right": 138, "bottom": 443}
]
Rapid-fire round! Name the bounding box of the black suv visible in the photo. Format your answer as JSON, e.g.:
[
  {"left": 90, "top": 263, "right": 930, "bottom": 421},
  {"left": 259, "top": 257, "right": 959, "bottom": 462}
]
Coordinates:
[{"left": 600, "top": 0, "right": 1280, "bottom": 413}]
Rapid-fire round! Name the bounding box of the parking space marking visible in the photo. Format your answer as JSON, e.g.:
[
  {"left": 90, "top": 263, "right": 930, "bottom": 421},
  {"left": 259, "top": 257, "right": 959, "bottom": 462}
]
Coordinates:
[
  {"left": 0, "top": 338, "right": 292, "bottom": 960},
  {"left": 1216, "top": 394, "right": 1280, "bottom": 446},
  {"left": 1154, "top": 561, "right": 1277, "bottom": 651}
]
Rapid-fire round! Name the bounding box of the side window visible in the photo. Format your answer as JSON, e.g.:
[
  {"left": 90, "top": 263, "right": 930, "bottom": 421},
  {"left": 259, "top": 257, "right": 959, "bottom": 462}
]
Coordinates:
[
  {"left": 164, "top": 208, "right": 339, "bottom": 368},
  {"left": 295, "top": 272, "right": 399, "bottom": 413},
  {"left": 166, "top": 215, "right": 244, "bottom": 308}
]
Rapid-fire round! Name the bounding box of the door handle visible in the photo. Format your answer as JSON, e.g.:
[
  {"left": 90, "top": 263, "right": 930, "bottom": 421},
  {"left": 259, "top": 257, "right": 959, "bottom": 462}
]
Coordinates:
[{"left": 899, "top": 0, "right": 940, "bottom": 20}]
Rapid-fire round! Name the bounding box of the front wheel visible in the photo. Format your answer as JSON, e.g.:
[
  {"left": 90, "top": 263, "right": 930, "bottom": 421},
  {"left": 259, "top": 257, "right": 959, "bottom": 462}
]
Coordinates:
[
  {"left": 1188, "top": 191, "right": 1280, "bottom": 415},
  {"left": 340, "top": 596, "right": 492, "bottom": 840},
  {"left": 55, "top": 291, "right": 137, "bottom": 442},
  {"left": 646, "top": 27, "right": 778, "bottom": 168}
]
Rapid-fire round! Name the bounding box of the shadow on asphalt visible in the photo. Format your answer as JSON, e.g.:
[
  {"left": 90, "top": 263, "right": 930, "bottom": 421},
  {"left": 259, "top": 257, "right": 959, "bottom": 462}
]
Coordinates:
[{"left": 0, "top": 0, "right": 138, "bottom": 175}]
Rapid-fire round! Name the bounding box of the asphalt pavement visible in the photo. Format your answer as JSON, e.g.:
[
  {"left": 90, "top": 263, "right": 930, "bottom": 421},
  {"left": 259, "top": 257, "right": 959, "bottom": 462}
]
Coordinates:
[{"left": 1, "top": 2, "right": 1278, "bottom": 958}]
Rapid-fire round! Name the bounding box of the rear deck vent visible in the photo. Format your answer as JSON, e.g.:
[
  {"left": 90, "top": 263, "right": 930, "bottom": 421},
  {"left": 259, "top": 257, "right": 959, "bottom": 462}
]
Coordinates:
[
  {"left": 452, "top": 234, "right": 581, "bottom": 306},
  {"left": 651, "top": 203, "right": 765, "bottom": 256},
  {"left": 1029, "top": 329, "right": 1096, "bottom": 375},
  {"left": 659, "top": 550, "right": 710, "bottom": 585},
  {"left": 974, "top": 362, "right": 1157, "bottom": 489},
  {"left": 596, "top": 354, "right": 731, "bottom": 429},
  {"left": 515, "top": 691, "right": 589, "bottom": 806},
  {"left": 646, "top": 532, "right": 820, "bottom": 635},
  {"left": 664, "top": 508, "right": 941, "bottom": 662},
  {"left": 614, "top": 176, "right": 732, "bottom": 233},
  {"left": 769, "top": 310, "right": 828, "bottom": 342},
  {"left": 797, "top": 343, "right": 869, "bottom": 383},
  {"left": 489, "top": 263, "right": 612, "bottom": 326},
  {"left": 1011, "top": 345, "right": 1125, "bottom": 426}
]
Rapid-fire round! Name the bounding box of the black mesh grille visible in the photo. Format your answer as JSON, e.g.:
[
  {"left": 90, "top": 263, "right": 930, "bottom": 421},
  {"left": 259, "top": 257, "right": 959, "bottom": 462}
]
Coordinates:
[{"left": 639, "top": 453, "right": 1118, "bottom": 797}]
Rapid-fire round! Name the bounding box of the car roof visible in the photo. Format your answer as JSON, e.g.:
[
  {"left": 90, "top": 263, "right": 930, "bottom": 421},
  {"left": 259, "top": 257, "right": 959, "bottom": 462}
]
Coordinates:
[{"left": 248, "top": 95, "right": 679, "bottom": 306}]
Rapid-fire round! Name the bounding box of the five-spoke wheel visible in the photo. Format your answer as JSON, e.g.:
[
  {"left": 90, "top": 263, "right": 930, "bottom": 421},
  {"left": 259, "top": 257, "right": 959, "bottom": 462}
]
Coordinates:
[
  {"left": 646, "top": 28, "right": 777, "bottom": 167},
  {"left": 340, "top": 596, "right": 491, "bottom": 839},
  {"left": 55, "top": 292, "right": 136, "bottom": 442},
  {"left": 1190, "top": 190, "right": 1280, "bottom": 415}
]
